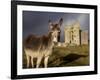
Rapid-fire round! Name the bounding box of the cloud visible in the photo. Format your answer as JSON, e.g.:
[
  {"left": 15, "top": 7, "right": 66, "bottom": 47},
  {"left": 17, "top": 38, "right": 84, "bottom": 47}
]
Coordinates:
[
  {"left": 23, "top": 11, "right": 89, "bottom": 42},
  {"left": 77, "top": 14, "right": 89, "bottom": 30},
  {"left": 62, "top": 13, "right": 89, "bottom": 30}
]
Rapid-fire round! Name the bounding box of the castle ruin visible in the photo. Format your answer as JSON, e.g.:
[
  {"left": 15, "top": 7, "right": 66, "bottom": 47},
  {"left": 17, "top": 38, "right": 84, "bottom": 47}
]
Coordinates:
[{"left": 64, "top": 21, "right": 89, "bottom": 46}]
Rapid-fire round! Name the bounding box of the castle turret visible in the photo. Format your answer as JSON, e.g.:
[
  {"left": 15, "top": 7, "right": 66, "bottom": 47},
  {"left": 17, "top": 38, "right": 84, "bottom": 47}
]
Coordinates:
[{"left": 64, "top": 21, "right": 80, "bottom": 46}]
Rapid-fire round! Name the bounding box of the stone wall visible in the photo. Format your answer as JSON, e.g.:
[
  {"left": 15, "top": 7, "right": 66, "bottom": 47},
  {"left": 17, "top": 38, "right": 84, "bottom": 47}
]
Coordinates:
[{"left": 81, "top": 30, "right": 89, "bottom": 45}]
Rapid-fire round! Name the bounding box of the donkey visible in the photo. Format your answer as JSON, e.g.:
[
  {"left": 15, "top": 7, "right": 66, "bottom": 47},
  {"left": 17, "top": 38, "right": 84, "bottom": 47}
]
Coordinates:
[{"left": 24, "top": 18, "right": 63, "bottom": 68}]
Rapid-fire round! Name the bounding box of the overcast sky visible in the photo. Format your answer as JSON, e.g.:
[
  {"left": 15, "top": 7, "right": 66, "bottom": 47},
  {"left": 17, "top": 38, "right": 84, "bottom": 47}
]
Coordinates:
[{"left": 23, "top": 11, "right": 89, "bottom": 42}]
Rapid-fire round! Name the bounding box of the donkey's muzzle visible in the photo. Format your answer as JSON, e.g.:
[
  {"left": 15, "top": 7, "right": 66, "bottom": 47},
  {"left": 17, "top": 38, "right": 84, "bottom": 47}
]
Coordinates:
[{"left": 53, "top": 42, "right": 58, "bottom": 46}]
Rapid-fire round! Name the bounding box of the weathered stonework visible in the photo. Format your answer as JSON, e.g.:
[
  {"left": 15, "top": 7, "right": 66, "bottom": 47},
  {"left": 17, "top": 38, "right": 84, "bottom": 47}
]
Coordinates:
[
  {"left": 64, "top": 21, "right": 88, "bottom": 46},
  {"left": 81, "top": 30, "right": 89, "bottom": 45},
  {"left": 64, "top": 22, "right": 80, "bottom": 46}
]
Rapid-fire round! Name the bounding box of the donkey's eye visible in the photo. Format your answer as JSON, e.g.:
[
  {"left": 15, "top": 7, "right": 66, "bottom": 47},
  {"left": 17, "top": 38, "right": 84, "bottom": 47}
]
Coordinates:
[
  {"left": 50, "top": 30, "right": 53, "bottom": 33},
  {"left": 58, "top": 30, "right": 60, "bottom": 33}
]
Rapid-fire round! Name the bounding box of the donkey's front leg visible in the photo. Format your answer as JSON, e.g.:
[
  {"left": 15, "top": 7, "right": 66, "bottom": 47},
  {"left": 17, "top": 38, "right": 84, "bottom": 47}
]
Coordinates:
[
  {"left": 31, "top": 57, "right": 34, "bottom": 68},
  {"left": 36, "top": 57, "right": 42, "bottom": 68},
  {"left": 44, "top": 56, "right": 49, "bottom": 68}
]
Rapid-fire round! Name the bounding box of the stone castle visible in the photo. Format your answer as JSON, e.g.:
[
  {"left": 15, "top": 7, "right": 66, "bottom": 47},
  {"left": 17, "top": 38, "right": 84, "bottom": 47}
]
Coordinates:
[
  {"left": 64, "top": 21, "right": 89, "bottom": 46},
  {"left": 57, "top": 21, "right": 89, "bottom": 47}
]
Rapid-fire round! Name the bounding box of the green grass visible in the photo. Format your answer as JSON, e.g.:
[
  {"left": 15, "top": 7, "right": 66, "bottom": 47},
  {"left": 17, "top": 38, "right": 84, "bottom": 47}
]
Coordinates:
[{"left": 23, "top": 45, "right": 89, "bottom": 68}]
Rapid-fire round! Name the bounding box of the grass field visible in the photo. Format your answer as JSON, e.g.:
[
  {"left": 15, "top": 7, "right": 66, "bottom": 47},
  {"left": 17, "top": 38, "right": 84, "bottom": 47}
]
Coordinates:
[{"left": 23, "top": 45, "right": 89, "bottom": 68}]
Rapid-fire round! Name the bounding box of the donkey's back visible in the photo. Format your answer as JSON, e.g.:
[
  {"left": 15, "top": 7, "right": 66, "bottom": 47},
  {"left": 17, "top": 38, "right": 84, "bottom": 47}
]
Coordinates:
[{"left": 24, "top": 34, "right": 51, "bottom": 51}]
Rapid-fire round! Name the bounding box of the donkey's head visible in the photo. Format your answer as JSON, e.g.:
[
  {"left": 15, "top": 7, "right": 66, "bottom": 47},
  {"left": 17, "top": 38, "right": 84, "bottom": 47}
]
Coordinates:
[{"left": 49, "top": 18, "right": 63, "bottom": 43}]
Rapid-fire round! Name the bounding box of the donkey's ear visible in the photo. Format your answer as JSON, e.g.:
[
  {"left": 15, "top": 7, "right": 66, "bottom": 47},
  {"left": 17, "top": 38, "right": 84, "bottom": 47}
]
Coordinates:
[
  {"left": 49, "top": 20, "right": 53, "bottom": 29},
  {"left": 49, "top": 20, "right": 52, "bottom": 25},
  {"left": 59, "top": 18, "right": 63, "bottom": 26}
]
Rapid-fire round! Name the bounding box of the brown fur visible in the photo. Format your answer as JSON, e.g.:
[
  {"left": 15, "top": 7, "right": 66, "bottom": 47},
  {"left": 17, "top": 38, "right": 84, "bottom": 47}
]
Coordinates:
[{"left": 24, "top": 32, "right": 52, "bottom": 51}]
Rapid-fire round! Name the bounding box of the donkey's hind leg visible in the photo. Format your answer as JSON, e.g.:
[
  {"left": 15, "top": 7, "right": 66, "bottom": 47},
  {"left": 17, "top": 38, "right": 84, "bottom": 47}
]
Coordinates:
[{"left": 26, "top": 55, "right": 30, "bottom": 68}]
